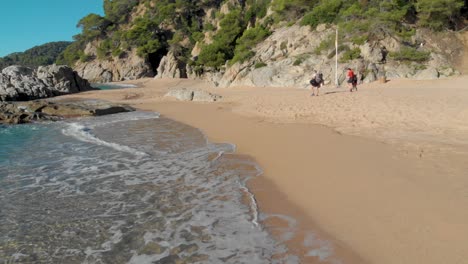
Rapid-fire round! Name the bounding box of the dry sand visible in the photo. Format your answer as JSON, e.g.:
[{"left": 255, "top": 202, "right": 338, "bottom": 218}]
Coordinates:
[{"left": 64, "top": 76, "right": 468, "bottom": 263}]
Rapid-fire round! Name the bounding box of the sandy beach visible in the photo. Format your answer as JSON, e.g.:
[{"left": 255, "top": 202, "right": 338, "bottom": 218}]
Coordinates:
[{"left": 63, "top": 75, "right": 468, "bottom": 263}]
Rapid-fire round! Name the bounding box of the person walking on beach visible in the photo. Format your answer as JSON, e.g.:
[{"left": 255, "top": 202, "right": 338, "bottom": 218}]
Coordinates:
[
  {"left": 347, "top": 68, "right": 357, "bottom": 92},
  {"left": 310, "top": 70, "right": 324, "bottom": 96}
]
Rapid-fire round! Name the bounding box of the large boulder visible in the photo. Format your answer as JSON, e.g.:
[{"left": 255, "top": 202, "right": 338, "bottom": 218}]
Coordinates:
[
  {"left": 0, "top": 65, "right": 95, "bottom": 101},
  {"left": 165, "top": 88, "right": 194, "bottom": 101},
  {"left": 37, "top": 64, "right": 92, "bottom": 93},
  {"left": 413, "top": 68, "right": 439, "bottom": 80},
  {"left": 0, "top": 66, "right": 48, "bottom": 100},
  {"left": 155, "top": 51, "right": 187, "bottom": 79},
  {"left": 192, "top": 90, "right": 222, "bottom": 102},
  {"left": 164, "top": 88, "right": 221, "bottom": 102}
]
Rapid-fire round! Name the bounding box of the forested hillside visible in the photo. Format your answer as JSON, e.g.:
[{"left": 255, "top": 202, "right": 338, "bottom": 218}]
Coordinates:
[
  {"left": 0, "top": 41, "right": 71, "bottom": 70},
  {"left": 59, "top": 0, "right": 468, "bottom": 84}
]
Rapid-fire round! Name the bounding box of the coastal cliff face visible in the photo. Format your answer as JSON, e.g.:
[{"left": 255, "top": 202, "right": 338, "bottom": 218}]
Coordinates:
[
  {"left": 67, "top": 0, "right": 467, "bottom": 86},
  {"left": 0, "top": 65, "right": 95, "bottom": 101},
  {"left": 188, "top": 26, "right": 463, "bottom": 88},
  {"left": 74, "top": 46, "right": 153, "bottom": 83}
]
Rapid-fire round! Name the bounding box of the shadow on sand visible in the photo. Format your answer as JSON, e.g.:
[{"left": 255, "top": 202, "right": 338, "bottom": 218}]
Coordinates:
[{"left": 323, "top": 90, "right": 349, "bottom": 95}]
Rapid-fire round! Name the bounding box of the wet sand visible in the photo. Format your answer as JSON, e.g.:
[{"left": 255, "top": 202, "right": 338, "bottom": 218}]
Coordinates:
[{"left": 63, "top": 76, "right": 468, "bottom": 263}]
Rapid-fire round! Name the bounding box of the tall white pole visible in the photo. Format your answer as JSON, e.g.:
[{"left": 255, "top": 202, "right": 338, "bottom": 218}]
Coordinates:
[{"left": 335, "top": 26, "right": 338, "bottom": 87}]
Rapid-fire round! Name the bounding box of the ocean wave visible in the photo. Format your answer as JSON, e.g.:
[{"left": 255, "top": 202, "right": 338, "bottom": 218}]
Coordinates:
[
  {"left": 62, "top": 123, "right": 148, "bottom": 157},
  {"left": 77, "top": 111, "right": 160, "bottom": 128},
  {"left": 2, "top": 114, "right": 296, "bottom": 263}
]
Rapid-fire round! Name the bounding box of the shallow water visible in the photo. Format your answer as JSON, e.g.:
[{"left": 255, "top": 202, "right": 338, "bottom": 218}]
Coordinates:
[
  {"left": 0, "top": 112, "right": 300, "bottom": 263},
  {"left": 91, "top": 83, "right": 137, "bottom": 90}
]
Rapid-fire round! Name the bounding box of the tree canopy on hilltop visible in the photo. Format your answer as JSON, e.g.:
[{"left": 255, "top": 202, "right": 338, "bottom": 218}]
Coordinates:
[{"left": 0, "top": 41, "right": 71, "bottom": 70}]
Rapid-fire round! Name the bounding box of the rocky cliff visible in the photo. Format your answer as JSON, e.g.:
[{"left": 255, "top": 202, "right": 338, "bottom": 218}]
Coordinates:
[
  {"left": 178, "top": 25, "right": 463, "bottom": 88},
  {"left": 69, "top": 0, "right": 467, "bottom": 86},
  {"left": 0, "top": 65, "right": 95, "bottom": 101},
  {"left": 74, "top": 46, "right": 153, "bottom": 83}
]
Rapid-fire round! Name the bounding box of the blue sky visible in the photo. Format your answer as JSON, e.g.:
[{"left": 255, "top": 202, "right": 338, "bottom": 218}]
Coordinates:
[{"left": 0, "top": 0, "right": 103, "bottom": 57}]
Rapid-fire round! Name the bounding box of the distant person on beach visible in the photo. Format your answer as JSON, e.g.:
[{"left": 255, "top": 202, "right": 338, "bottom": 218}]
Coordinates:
[
  {"left": 381, "top": 46, "right": 388, "bottom": 64},
  {"left": 347, "top": 68, "right": 358, "bottom": 92},
  {"left": 309, "top": 70, "right": 324, "bottom": 96}
]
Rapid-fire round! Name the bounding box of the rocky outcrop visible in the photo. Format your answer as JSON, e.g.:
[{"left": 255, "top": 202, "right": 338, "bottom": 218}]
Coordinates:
[
  {"left": 36, "top": 64, "right": 92, "bottom": 93},
  {"left": 0, "top": 65, "right": 95, "bottom": 101},
  {"left": 67, "top": 0, "right": 466, "bottom": 88},
  {"left": 180, "top": 25, "right": 461, "bottom": 88},
  {"left": 0, "top": 100, "right": 135, "bottom": 124},
  {"left": 413, "top": 68, "right": 440, "bottom": 80},
  {"left": 155, "top": 51, "right": 187, "bottom": 79},
  {"left": 164, "top": 88, "right": 221, "bottom": 102},
  {"left": 74, "top": 46, "right": 153, "bottom": 83}
]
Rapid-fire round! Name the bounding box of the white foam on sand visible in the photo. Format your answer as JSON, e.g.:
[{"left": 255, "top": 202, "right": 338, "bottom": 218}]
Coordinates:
[
  {"left": 304, "top": 232, "right": 340, "bottom": 263},
  {"left": 2, "top": 113, "right": 298, "bottom": 263}
]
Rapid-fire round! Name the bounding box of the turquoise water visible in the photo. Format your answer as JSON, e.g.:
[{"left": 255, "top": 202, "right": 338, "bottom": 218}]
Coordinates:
[
  {"left": 0, "top": 124, "right": 49, "bottom": 167},
  {"left": 0, "top": 113, "right": 303, "bottom": 263}
]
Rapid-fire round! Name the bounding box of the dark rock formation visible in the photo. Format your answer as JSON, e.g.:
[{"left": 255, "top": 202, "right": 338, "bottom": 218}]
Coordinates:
[
  {"left": 0, "top": 65, "right": 96, "bottom": 101},
  {"left": 0, "top": 100, "right": 135, "bottom": 124}
]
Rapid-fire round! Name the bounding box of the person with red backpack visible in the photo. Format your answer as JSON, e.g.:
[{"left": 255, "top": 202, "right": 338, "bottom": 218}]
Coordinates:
[{"left": 347, "top": 68, "right": 358, "bottom": 92}]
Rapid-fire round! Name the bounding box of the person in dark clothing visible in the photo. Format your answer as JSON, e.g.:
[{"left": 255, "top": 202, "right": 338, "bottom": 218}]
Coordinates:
[
  {"left": 381, "top": 46, "right": 388, "bottom": 64},
  {"left": 310, "top": 70, "right": 324, "bottom": 96}
]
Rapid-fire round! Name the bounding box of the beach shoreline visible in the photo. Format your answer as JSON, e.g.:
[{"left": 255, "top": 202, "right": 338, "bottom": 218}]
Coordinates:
[
  {"left": 62, "top": 77, "right": 468, "bottom": 263},
  {"left": 150, "top": 102, "right": 370, "bottom": 263}
]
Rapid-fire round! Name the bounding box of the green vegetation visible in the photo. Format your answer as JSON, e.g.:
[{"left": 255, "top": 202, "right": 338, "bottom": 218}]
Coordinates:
[
  {"left": 103, "top": 0, "right": 139, "bottom": 24},
  {"left": 198, "top": 9, "right": 245, "bottom": 68},
  {"left": 76, "top": 13, "right": 111, "bottom": 42},
  {"left": 301, "top": 0, "right": 466, "bottom": 37},
  {"left": 245, "top": 0, "right": 270, "bottom": 20},
  {"left": 293, "top": 54, "right": 310, "bottom": 66},
  {"left": 53, "top": 0, "right": 466, "bottom": 70},
  {"left": 56, "top": 41, "right": 87, "bottom": 66},
  {"left": 230, "top": 26, "right": 271, "bottom": 65},
  {"left": 0, "top": 41, "right": 71, "bottom": 69},
  {"left": 416, "top": 0, "right": 465, "bottom": 30},
  {"left": 339, "top": 47, "right": 361, "bottom": 62},
  {"left": 271, "top": 0, "right": 318, "bottom": 21},
  {"left": 389, "top": 47, "right": 431, "bottom": 62},
  {"left": 301, "top": 0, "right": 341, "bottom": 29},
  {"left": 314, "top": 35, "right": 335, "bottom": 55},
  {"left": 255, "top": 62, "right": 267, "bottom": 68}
]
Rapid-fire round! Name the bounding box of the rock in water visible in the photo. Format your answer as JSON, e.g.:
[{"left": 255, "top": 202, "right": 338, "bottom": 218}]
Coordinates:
[
  {"left": 0, "top": 100, "right": 135, "bottom": 125},
  {"left": 0, "top": 65, "right": 95, "bottom": 101}
]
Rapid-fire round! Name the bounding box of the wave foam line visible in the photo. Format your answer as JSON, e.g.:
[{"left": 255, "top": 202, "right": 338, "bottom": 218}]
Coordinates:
[
  {"left": 85, "top": 112, "right": 160, "bottom": 129},
  {"left": 62, "top": 123, "right": 148, "bottom": 157},
  {"left": 240, "top": 183, "right": 260, "bottom": 228}
]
